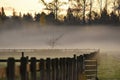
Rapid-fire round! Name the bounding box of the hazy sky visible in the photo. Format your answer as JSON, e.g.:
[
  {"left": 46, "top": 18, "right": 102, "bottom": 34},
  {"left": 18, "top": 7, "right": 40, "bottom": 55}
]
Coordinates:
[{"left": 0, "top": 0, "right": 44, "bottom": 16}]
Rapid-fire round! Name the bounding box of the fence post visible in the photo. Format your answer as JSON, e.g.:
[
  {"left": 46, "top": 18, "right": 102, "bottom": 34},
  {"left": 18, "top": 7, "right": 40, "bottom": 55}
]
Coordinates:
[
  {"left": 46, "top": 58, "right": 51, "bottom": 80},
  {"left": 69, "top": 58, "right": 73, "bottom": 80},
  {"left": 51, "top": 59, "right": 55, "bottom": 80},
  {"left": 30, "top": 57, "right": 36, "bottom": 80},
  {"left": 39, "top": 59, "right": 45, "bottom": 80},
  {"left": 63, "top": 58, "right": 66, "bottom": 80},
  {"left": 7, "top": 57, "right": 15, "bottom": 80},
  {"left": 59, "top": 58, "right": 63, "bottom": 80},
  {"left": 20, "top": 57, "right": 28, "bottom": 80},
  {"left": 73, "top": 55, "right": 77, "bottom": 80},
  {"left": 55, "top": 58, "right": 59, "bottom": 80},
  {"left": 77, "top": 55, "right": 84, "bottom": 80}
]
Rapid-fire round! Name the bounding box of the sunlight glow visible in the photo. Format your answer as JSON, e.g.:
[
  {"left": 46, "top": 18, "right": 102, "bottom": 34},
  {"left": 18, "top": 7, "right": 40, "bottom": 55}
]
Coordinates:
[
  {"left": 0, "top": 0, "right": 118, "bottom": 16},
  {"left": 0, "top": 0, "right": 44, "bottom": 16}
]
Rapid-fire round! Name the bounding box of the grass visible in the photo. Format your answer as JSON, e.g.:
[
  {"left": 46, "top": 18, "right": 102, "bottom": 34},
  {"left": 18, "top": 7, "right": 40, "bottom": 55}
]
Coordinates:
[{"left": 98, "top": 52, "right": 120, "bottom": 80}]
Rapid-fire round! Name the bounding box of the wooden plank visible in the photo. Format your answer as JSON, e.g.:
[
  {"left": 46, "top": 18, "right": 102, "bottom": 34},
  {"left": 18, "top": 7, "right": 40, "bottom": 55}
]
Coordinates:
[{"left": 84, "top": 60, "right": 97, "bottom": 62}]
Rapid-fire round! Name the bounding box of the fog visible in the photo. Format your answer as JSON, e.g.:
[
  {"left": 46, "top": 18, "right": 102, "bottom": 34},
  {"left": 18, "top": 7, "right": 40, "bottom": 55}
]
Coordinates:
[{"left": 0, "top": 24, "right": 120, "bottom": 52}]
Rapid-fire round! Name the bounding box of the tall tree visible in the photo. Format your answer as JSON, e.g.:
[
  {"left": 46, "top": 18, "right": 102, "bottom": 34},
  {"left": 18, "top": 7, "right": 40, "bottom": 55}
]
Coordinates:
[
  {"left": 83, "top": 0, "right": 86, "bottom": 23},
  {"left": 117, "top": 0, "right": 120, "bottom": 21},
  {"left": 0, "top": 7, "right": 7, "bottom": 21},
  {"left": 40, "top": 0, "right": 66, "bottom": 20},
  {"left": 89, "top": 0, "right": 93, "bottom": 23},
  {"left": 23, "top": 13, "right": 33, "bottom": 22},
  {"left": 68, "top": 0, "right": 82, "bottom": 16}
]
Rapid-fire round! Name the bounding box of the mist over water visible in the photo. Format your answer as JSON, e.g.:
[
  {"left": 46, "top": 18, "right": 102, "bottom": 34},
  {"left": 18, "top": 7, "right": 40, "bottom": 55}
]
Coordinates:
[{"left": 0, "top": 24, "right": 120, "bottom": 52}]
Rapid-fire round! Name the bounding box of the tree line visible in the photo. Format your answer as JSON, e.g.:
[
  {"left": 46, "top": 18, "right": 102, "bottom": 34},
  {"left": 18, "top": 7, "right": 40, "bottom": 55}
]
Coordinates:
[{"left": 0, "top": 0, "right": 120, "bottom": 26}]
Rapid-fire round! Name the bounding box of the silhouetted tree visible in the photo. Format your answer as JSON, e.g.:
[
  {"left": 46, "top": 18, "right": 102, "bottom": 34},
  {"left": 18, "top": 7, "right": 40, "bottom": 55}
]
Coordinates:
[
  {"left": 116, "top": 0, "right": 120, "bottom": 21},
  {"left": 100, "top": 8, "right": 109, "bottom": 24},
  {"left": 23, "top": 13, "right": 33, "bottom": 22},
  {"left": 88, "top": 0, "right": 93, "bottom": 24},
  {"left": 64, "top": 8, "right": 74, "bottom": 24},
  {"left": 83, "top": 0, "right": 86, "bottom": 23},
  {"left": 0, "top": 7, "right": 7, "bottom": 22},
  {"left": 110, "top": 11, "right": 119, "bottom": 24},
  {"left": 64, "top": 8, "right": 80, "bottom": 25},
  {"left": 40, "top": 0, "right": 66, "bottom": 20},
  {"left": 11, "top": 9, "right": 21, "bottom": 22},
  {"left": 34, "top": 13, "right": 41, "bottom": 22},
  {"left": 46, "top": 12, "right": 55, "bottom": 24},
  {"left": 68, "top": 0, "right": 82, "bottom": 17}
]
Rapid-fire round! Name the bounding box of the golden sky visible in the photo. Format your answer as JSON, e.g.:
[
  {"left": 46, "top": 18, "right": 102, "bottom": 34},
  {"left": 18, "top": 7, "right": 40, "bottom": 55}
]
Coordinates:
[
  {"left": 0, "top": 0, "right": 115, "bottom": 16},
  {"left": 0, "top": 0, "right": 45, "bottom": 16}
]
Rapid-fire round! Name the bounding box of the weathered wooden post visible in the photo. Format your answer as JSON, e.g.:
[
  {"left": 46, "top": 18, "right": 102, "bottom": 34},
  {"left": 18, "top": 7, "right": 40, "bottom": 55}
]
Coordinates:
[
  {"left": 20, "top": 57, "right": 28, "bottom": 80},
  {"left": 30, "top": 57, "right": 36, "bottom": 80},
  {"left": 66, "top": 58, "right": 69, "bottom": 80},
  {"left": 39, "top": 59, "right": 45, "bottom": 80},
  {"left": 73, "top": 55, "right": 77, "bottom": 80},
  {"left": 7, "top": 57, "right": 15, "bottom": 80},
  {"left": 78, "top": 55, "right": 85, "bottom": 80},
  {"left": 46, "top": 58, "right": 51, "bottom": 80},
  {"left": 21, "top": 52, "right": 24, "bottom": 57},
  {"left": 68, "top": 58, "right": 72, "bottom": 80},
  {"left": 51, "top": 59, "right": 55, "bottom": 80},
  {"left": 55, "top": 58, "right": 59, "bottom": 80},
  {"left": 59, "top": 58, "right": 63, "bottom": 80},
  {"left": 63, "top": 58, "right": 67, "bottom": 80}
]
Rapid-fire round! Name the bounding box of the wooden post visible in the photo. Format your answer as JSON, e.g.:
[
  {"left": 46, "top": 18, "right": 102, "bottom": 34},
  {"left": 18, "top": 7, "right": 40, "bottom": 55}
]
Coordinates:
[
  {"left": 63, "top": 58, "right": 66, "bottom": 80},
  {"left": 77, "top": 55, "right": 84, "bottom": 80},
  {"left": 73, "top": 55, "right": 77, "bottom": 80},
  {"left": 21, "top": 52, "right": 24, "bottom": 57},
  {"left": 66, "top": 58, "right": 69, "bottom": 80},
  {"left": 59, "top": 58, "right": 63, "bottom": 80},
  {"left": 20, "top": 57, "right": 28, "bottom": 80},
  {"left": 77, "top": 56, "right": 79, "bottom": 80},
  {"left": 46, "top": 58, "right": 51, "bottom": 80},
  {"left": 39, "top": 59, "right": 45, "bottom": 80},
  {"left": 55, "top": 58, "right": 59, "bottom": 80},
  {"left": 68, "top": 58, "right": 72, "bottom": 80},
  {"left": 30, "top": 57, "right": 36, "bottom": 80},
  {"left": 51, "top": 59, "right": 55, "bottom": 80},
  {"left": 7, "top": 58, "right": 15, "bottom": 80}
]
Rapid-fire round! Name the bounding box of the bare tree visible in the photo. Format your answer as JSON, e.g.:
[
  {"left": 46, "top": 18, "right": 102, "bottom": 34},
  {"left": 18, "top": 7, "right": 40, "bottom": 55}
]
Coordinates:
[
  {"left": 40, "top": 0, "right": 67, "bottom": 20},
  {"left": 69, "top": 0, "right": 87, "bottom": 23},
  {"left": 89, "top": 0, "right": 93, "bottom": 23},
  {"left": 83, "top": 0, "right": 86, "bottom": 23},
  {"left": 68, "top": 0, "right": 83, "bottom": 17},
  {"left": 116, "top": 0, "right": 120, "bottom": 21}
]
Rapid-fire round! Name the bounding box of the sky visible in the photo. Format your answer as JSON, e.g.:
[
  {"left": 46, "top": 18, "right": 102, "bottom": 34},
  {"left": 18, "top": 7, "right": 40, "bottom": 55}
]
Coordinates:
[
  {"left": 0, "top": 0, "right": 44, "bottom": 16},
  {"left": 0, "top": 0, "right": 116, "bottom": 16}
]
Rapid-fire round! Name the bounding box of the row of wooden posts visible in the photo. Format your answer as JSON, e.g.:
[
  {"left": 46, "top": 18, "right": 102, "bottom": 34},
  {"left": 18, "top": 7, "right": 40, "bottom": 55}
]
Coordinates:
[{"left": 5, "top": 51, "right": 98, "bottom": 80}]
